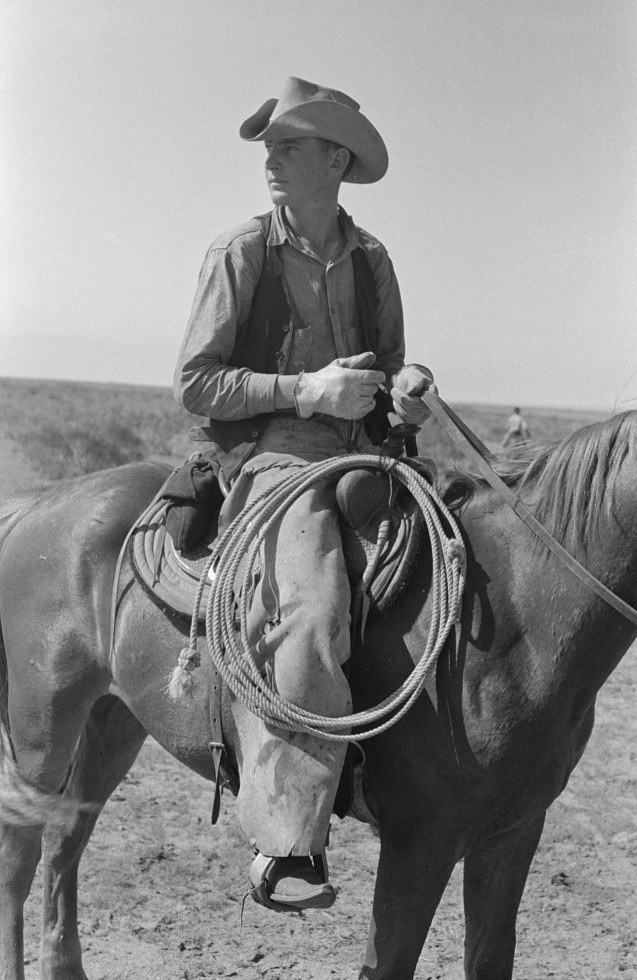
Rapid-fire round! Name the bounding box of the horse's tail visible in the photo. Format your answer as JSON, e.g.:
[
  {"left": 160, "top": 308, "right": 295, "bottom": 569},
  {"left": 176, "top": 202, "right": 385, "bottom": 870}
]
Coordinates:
[
  {"left": 0, "top": 715, "right": 89, "bottom": 828},
  {"left": 0, "top": 492, "right": 37, "bottom": 549},
  {"left": 0, "top": 504, "right": 26, "bottom": 536}
]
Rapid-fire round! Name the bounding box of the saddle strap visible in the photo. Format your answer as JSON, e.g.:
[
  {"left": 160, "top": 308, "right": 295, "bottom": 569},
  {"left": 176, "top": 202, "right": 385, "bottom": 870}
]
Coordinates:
[{"left": 209, "top": 739, "right": 224, "bottom": 824}]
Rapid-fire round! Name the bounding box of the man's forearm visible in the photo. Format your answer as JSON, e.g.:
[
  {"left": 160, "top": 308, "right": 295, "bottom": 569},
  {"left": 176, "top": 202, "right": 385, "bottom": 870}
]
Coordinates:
[{"left": 174, "top": 358, "right": 279, "bottom": 420}]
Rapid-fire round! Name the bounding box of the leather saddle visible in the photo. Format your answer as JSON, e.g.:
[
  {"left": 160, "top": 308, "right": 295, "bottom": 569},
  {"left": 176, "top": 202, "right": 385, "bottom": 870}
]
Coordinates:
[{"left": 129, "top": 460, "right": 431, "bottom": 634}]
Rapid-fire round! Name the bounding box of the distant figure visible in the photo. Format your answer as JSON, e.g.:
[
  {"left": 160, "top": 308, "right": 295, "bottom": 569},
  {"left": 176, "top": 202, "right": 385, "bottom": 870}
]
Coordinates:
[{"left": 501, "top": 406, "right": 531, "bottom": 447}]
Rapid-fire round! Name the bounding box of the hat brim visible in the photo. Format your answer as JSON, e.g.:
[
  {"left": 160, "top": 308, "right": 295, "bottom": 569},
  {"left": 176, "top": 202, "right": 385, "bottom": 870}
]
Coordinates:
[{"left": 239, "top": 100, "right": 388, "bottom": 184}]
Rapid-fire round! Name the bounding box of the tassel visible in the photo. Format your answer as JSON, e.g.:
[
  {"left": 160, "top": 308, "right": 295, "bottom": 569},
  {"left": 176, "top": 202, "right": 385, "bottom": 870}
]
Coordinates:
[{"left": 165, "top": 646, "right": 202, "bottom": 702}]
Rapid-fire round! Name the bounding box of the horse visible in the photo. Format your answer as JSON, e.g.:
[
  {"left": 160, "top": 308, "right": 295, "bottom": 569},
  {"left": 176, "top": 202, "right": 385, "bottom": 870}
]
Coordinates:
[{"left": 0, "top": 407, "right": 636, "bottom": 980}]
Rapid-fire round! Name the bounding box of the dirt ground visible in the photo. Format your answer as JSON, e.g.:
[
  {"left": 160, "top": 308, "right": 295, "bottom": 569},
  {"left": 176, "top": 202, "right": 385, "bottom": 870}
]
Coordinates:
[{"left": 19, "top": 644, "right": 637, "bottom": 980}]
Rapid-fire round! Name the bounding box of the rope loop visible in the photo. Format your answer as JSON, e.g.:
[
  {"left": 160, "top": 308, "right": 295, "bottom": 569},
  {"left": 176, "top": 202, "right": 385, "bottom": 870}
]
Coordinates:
[{"left": 167, "top": 455, "right": 466, "bottom": 739}]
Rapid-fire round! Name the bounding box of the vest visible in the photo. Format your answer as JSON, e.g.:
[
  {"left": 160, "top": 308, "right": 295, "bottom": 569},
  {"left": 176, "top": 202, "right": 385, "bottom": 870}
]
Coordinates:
[{"left": 207, "top": 212, "right": 392, "bottom": 480}]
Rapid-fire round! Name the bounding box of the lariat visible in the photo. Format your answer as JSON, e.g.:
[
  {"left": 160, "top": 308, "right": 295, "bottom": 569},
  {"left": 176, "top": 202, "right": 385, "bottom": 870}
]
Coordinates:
[{"left": 166, "top": 455, "right": 466, "bottom": 741}]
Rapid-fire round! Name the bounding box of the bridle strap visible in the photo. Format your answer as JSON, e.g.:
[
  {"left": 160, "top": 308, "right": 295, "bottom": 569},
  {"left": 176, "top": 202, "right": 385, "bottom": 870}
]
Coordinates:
[{"left": 422, "top": 392, "right": 637, "bottom": 627}]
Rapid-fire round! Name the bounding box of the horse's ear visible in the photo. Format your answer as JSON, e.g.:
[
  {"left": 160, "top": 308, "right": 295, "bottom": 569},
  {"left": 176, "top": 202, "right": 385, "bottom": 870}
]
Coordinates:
[{"left": 436, "top": 470, "right": 475, "bottom": 511}]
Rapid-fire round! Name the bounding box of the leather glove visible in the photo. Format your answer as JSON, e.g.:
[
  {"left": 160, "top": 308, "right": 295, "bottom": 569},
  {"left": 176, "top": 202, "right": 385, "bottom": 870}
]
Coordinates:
[
  {"left": 390, "top": 364, "right": 436, "bottom": 426},
  {"left": 294, "top": 352, "right": 386, "bottom": 420}
]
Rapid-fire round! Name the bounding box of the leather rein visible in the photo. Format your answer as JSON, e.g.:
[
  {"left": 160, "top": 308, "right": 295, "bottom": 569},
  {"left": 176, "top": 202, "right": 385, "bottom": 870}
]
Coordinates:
[{"left": 422, "top": 392, "right": 637, "bottom": 627}]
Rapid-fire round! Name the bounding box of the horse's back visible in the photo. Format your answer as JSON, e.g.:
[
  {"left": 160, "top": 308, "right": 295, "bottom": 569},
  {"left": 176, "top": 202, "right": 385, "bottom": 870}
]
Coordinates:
[
  {"left": 0, "top": 460, "right": 170, "bottom": 543},
  {"left": 0, "top": 460, "right": 171, "bottom": 675}
]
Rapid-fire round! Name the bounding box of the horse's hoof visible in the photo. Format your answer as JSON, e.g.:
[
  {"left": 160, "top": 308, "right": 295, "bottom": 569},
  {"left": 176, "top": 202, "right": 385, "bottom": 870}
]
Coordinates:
[{"left": 249, "top": 853, "right": 336, "bottom": 912}]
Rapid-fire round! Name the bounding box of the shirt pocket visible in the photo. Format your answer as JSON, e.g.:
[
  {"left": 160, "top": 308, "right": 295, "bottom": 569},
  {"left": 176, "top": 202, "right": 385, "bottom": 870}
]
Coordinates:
[
  {"left": 339, "top": 291, "right": 364, "bottom": 354},
  {"left": 341, "top": 327, "right": 363, "bottom": 357},
  {"left": 290, "top": 322, "right": 315, "bottom": 370}
]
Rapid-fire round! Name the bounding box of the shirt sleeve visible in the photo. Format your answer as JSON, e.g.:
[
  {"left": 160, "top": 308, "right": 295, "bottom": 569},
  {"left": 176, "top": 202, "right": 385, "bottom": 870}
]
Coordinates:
[{"left": 173, "top": 230, "right": 279, "bottom": 420}]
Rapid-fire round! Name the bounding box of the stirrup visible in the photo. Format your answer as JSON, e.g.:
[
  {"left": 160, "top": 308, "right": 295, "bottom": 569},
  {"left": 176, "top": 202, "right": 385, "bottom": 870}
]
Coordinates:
[{"left": 248, "top": 851, "right": 336, "bottom": 913}]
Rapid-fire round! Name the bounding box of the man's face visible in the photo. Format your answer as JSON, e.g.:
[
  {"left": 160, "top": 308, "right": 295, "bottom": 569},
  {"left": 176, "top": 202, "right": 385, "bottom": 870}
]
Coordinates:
[{"left": 264, "top": 137, "right": 338, "bottom": 208}]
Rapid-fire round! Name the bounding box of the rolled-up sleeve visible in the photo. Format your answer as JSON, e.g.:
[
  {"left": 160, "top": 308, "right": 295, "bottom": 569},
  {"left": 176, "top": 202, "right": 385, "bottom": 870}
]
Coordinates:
[{"left": 173, "top": 228, "right": 278, "bottom": 420}]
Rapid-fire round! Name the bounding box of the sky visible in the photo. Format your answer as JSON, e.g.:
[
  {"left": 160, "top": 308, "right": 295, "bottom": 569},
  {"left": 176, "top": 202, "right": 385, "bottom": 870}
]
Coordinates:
[{"left": 1, "top": 0, "right": 636, "bottom": 411}]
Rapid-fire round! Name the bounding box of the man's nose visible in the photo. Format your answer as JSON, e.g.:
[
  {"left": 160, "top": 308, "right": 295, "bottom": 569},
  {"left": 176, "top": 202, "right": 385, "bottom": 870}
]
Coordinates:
[{"left": 265, "top": 149, "right": 280, "bottom": 171}]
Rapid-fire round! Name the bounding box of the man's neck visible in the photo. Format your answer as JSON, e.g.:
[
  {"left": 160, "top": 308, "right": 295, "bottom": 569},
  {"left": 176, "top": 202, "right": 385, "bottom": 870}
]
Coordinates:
[{"left": 282, "top": 199, "right": 342, "bottom": 262}]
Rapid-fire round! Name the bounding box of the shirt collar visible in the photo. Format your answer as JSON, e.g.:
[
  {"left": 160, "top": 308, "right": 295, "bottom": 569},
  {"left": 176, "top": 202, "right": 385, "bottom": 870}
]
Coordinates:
[{"left": 268, "top": 205, "right": 362, "bottom": 259}]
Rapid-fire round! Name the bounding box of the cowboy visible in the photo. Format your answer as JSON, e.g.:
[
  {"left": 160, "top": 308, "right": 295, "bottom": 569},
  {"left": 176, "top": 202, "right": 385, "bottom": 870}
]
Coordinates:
[{"left": 174, "top": 76, "right": 434, "bottom": 912}]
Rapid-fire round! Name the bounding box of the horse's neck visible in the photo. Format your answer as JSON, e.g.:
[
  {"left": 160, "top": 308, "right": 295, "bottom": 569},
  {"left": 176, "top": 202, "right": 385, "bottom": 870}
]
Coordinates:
[
  {"left": 575, "top": 459, "right": 637, "bottom": 677},
  {"left": 465, "top": 489, "right": 637, "bottom": 702},
  {"left": 572, "top": 516, "right": 637, "bottom": 690}
]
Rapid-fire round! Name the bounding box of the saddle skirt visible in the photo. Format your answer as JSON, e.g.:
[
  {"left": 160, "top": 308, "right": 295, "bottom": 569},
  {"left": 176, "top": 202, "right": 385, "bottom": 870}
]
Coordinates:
[
  {"left": 130, "top": 499, "right": 214, "bottom": 619},
  {"left": 130, "top": 469, "right": 425, "bottom": 626}
]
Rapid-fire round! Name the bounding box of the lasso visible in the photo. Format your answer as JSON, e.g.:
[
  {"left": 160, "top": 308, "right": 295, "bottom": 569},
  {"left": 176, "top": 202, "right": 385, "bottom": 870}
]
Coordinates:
[{"left": 166, "top": 455, "right": 466, "bottom": 741}]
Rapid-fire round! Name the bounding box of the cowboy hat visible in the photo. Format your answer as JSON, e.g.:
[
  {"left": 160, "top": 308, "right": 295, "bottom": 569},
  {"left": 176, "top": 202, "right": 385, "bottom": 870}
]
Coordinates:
[{"left": 239, "top": 76, "right": 388, "bottom": 184}]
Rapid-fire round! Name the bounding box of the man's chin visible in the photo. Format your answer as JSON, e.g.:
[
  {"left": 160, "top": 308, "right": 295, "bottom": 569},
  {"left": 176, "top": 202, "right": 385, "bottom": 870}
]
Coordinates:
[{"left": 268, "top": 188, "right": 289, "bottom": 206}]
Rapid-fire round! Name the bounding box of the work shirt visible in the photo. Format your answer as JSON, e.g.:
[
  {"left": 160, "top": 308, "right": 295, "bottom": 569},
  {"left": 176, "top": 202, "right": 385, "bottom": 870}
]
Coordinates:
[{"left": 174, "top": 206, "right": 405, "bottom": 426}]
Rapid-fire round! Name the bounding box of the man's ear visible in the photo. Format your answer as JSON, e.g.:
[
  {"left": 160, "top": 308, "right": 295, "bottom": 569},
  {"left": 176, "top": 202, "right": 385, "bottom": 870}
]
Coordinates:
[{"left": 330, "top": 146, "right": 351, "bottom": 179}]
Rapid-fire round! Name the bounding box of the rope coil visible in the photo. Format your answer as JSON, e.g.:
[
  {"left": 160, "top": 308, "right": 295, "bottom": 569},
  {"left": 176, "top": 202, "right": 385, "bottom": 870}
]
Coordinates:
[{"left": 166, "top": 455, "right": 466, "bottom": 741}]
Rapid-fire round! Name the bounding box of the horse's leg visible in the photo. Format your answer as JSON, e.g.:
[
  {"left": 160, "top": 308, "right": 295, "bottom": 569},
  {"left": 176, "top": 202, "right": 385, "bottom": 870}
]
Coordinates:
[
  {"left": 0, "top": 820, "right": 43, "bottom": 980},
  {"left": 462, "top": 812, "right": 546, "bottom": 980},
  {"left": 39, "top": 695, "right": 147, "bottom": 980},
  {"left": 0, "top": 677, "right": 102, "bottom": 980},
  {"left": 359, "top": 821, "right": 457, "bottom": 980}
]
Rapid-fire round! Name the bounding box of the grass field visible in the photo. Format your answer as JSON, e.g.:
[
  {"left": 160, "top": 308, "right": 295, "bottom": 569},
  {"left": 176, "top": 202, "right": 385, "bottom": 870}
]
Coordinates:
[{"left": 0, "top": 375, "right": 607, "bottom": 495}]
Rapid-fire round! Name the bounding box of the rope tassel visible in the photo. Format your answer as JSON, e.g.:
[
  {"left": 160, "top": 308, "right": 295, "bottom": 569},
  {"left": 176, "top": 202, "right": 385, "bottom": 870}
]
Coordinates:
[{"left": 165, "top": 646, "right": 202, "bottom": 702}]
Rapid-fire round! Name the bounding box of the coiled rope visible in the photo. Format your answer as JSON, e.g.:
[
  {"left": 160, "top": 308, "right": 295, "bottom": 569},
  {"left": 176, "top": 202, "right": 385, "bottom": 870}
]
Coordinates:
[{"left": 166, "top": 455, "right": 466, "bottom": 741}]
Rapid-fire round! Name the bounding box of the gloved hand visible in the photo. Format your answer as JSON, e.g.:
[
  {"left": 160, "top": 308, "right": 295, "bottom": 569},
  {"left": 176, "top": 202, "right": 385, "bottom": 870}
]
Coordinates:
[
  {"left": 294, "top": 352, "right": 386, "bottom": 420},
  {"left": 390, "top": 364, "right": 437, "bottom": 426}
]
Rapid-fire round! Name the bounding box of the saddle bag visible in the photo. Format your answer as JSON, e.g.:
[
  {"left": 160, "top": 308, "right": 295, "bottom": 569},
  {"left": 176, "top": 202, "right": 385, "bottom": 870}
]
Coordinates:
[{"left": 160, "top": 454, "right": 225, "bottom": 552}]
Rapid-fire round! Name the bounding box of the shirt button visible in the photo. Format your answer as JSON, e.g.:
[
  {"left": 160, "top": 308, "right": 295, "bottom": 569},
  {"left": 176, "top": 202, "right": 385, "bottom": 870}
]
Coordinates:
[
  {"left": 251, "top": 430, "right": 259, "bottom": 438},
  {"left": 282, "top": 324, "right": 290, "bottom": 333}
]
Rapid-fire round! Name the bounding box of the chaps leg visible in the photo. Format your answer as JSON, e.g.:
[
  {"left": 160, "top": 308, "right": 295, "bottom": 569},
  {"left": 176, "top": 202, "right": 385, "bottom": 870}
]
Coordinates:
[
  {"left": 39, "top": 696, "right": 147, "bottom": 980},
  {"left": 229, "top": 472, "right": 352, "bottom": 857},
  {"left": 463, "top": 812, "right": 546, "bottom": 980}
]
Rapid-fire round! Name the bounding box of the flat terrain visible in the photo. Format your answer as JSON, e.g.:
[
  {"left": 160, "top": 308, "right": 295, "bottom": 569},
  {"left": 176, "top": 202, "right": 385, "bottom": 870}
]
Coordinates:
[
  {"left": 19, "top": 665, "right": 637, "bottom": 980},
  {"left": 1, "top": 377, "right": 635, "bottom": 979}
]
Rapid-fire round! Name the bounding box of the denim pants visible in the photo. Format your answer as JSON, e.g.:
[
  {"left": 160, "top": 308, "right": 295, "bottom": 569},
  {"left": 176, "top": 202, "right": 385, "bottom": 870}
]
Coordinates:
[{"left": 220, "top": 418, "right": 372, "bottom": 855}]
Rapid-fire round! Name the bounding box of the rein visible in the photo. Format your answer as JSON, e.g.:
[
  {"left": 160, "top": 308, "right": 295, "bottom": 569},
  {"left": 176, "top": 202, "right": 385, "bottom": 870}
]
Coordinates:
[
  {"left": 166, "top": 454, "right": 466, "bottom": 739},
  {"left": 423, "top": 392, "right": 637, "bottom": 627}
]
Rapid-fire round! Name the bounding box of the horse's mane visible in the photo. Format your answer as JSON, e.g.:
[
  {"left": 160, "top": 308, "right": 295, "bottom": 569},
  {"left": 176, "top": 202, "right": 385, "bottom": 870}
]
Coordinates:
[{"left": 438, "top": 410, "right": 637, "bottom": 553}]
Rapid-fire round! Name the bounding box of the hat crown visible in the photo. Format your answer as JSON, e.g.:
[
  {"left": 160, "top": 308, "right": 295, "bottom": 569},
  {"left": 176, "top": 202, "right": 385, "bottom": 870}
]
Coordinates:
[
  {"left": 239, "top": 76, "right": 388, "bottom": 183},
  {"left": 272, "top": 76, "right": 360, "bottom": 120}
]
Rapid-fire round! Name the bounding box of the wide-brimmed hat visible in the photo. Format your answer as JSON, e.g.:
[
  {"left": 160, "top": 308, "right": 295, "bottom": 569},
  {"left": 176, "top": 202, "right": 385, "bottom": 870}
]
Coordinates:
[{"left": 239, "top": 76, "right": 388, "bottom": 184}]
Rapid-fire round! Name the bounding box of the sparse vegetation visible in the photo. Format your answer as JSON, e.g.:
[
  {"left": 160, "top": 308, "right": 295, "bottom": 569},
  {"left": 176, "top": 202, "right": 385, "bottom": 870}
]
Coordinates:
[
  {"left": 21, "top": 419, "right": 146, "bottom": 480},
  {"left": 0, "top": 376, "right": 607, "bottom": 491},
  {"left": 0, "top": 377, "right": 204, "bottom": 485}
]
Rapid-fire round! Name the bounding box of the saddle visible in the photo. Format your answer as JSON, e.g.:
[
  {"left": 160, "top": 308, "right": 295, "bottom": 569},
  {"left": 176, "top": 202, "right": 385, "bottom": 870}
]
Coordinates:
[{"left": 129, "top": 457, "right": 430, "bottom": 634}]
